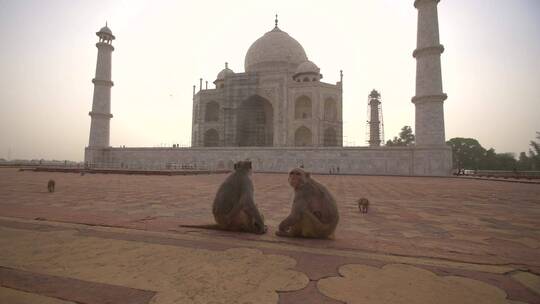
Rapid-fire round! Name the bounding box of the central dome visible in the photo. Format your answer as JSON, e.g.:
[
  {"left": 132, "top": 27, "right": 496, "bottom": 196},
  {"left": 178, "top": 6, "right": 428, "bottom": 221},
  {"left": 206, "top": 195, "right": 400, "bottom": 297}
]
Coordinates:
[{"left": 244, "top": 26, "right": 308, "bottom": 73}]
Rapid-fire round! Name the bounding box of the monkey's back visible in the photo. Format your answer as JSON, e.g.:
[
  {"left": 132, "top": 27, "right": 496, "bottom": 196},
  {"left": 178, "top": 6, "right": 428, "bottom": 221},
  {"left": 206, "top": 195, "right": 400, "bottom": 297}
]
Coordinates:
[
  {"left": 300, "top": 178, "right": 339, "bottom": 227},
  {"left": 212, "top": 172, "right": 252, "bottom": 217}
]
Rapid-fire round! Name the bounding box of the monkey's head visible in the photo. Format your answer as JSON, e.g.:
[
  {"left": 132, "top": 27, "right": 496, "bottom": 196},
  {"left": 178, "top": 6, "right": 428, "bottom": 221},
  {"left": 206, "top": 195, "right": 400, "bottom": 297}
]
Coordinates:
[
  {"left": 233, "top": 161, "right": 252, "bottom": 174},
  {"left": 288, "top": 168, "right": 310, "bottom": 189}
]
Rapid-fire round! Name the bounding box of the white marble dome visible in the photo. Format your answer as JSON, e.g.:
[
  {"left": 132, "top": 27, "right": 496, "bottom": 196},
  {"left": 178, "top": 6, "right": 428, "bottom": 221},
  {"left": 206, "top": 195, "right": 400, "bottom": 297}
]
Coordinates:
[
  {"left": 244, "top": 26, "right": 308, "bottom": 73},
  {"left": 295, "top": 60, "right": 320, "bottom": 75},
  {"left": 99, "top": 25, "right": 113, "bottom": 35},
  {"left": 216, "top": 67, "right": 234, "bottom": 80},
  {"left": 96, "top": 24, "right": 115, "bottom": 40}
]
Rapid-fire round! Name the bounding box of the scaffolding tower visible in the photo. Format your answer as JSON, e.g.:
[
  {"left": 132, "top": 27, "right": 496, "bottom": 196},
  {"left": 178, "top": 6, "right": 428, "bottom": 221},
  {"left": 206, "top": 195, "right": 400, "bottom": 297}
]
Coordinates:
[
  {"left": 236, "top": 98, "right": 273, "bottom": 147},
  {"left": 366, "top": 89, "right": 384, "bottom": 146}
]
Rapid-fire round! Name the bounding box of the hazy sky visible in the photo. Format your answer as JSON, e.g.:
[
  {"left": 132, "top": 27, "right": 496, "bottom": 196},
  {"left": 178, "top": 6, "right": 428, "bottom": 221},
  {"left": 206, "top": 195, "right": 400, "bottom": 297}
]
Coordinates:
[{"left": 1, "top": 0, "right": 539, "bottom": 161}]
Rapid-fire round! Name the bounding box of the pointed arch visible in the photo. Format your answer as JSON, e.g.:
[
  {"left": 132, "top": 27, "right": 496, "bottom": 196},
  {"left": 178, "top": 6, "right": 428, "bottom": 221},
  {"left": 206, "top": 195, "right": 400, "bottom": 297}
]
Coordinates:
[
  {"left": 295, "top": 95, "right": 312, "bottom": 119},
  {"left": 237, "top": 95, "right": 274, "bottom": 146},
  {"left": 324, "top": 98, "right": 337, "bottom": 121},
  {"left": 205, "top": 101, "right": 219, "bottom": 122},
  {"left": 323, "top": 127, "right": 338, "bottom": 146},
  {"left": 203, "top": 129, "right": 219, "bottom": 147},
  {"left": 294, "top": 126, "right": 312, "bottom": 146}
]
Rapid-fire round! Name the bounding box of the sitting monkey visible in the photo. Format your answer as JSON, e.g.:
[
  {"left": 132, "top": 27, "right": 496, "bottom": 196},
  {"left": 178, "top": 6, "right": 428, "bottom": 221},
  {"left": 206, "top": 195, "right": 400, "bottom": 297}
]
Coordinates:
[
  {"left": 276, "top": 168, "right": 339, "bottom": 239},
  {"left": 180, "top": 161, "right": 267, "bottom": 234},
  {"left": 47, "top": 179, "right": 55, "bottom": 193},
  {"left": 357, "top": 198, "right": 369, "bottom": 213}
]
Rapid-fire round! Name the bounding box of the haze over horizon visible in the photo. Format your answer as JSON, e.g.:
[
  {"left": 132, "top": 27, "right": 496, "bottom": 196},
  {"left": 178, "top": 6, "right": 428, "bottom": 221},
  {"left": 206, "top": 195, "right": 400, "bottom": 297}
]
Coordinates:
[{"left": 1, "top": 0, "right": 539, "bottom": 161}]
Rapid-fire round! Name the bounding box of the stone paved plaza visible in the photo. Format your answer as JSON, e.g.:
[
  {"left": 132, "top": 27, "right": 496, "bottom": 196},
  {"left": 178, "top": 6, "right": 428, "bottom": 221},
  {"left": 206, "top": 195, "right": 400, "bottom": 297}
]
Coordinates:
[{"left": 0, "top": 168, "right": 539, "bottom": 303}]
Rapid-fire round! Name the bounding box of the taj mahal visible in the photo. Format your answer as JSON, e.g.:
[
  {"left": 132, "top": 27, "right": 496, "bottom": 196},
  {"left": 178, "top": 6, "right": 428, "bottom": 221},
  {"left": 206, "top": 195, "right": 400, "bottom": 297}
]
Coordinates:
[
  {"left": 85, "top": 0, "right": 452, "bottom": 176},
  {"left": 192, "top": 18, "right": 342, "bottom": 149}
]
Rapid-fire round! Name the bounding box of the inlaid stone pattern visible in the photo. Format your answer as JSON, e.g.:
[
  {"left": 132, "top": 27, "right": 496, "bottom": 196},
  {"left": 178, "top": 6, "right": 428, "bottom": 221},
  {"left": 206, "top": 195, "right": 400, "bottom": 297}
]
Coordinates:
[
  {"left": 0, "top": 227, "right": 309, "bottom": 304},
  {"left": 317, "top": 264, "right": 514, "bottom": 304}
]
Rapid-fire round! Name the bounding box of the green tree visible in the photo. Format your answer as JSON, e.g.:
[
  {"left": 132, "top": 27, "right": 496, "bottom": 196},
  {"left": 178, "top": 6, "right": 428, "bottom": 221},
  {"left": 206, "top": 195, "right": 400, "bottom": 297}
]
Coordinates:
[
  {"left": 517, "top": 152, "right": 531, "bottom": 171},
  {"left": 386, "top": 136, "right": 403, "bottom": 146},
  {"left": 493, "top": 153, "right": 517, "bottom": 171},
  {"left": 529, "top": 132, "right": 540, "bottom": 170},
  {"left": 446, "top": 138, "right": 486, "bottom": 170},
  {"left": 480, "top": 148, "right": 497, "bottom": 169},
  {"left": 386, "top": 126, "right": 415, "bottom": 146}
]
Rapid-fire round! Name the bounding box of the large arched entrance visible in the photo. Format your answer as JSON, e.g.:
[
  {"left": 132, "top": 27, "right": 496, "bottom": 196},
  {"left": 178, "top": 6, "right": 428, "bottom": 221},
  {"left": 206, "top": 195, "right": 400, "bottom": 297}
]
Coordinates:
[{"left": 237, "top": 95, "right": 273, "bottom": 146}]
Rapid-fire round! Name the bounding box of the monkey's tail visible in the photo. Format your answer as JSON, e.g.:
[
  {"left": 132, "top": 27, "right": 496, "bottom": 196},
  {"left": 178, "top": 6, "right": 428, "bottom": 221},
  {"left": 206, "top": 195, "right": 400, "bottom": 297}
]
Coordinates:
[{"left": 178, "top": 224, "right": 222, "bottom": 231}]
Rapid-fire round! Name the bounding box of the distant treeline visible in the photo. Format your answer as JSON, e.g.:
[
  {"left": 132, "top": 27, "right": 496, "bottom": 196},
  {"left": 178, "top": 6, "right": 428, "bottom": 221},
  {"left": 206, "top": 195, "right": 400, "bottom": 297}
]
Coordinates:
[
  {"left": 447, "top": 134, "right": 540, "bottom": 171},
  {"left": 0, "top": 159, "right": 83, "bottom": 166},
  {"left": 386, "top": 126, "right": 540, "bottom": 171}
]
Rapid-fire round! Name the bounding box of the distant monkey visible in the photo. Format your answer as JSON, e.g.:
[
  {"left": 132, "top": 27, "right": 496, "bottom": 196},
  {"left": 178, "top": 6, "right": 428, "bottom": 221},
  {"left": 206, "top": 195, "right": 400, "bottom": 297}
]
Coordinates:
[
  {"left": 357, "top": 198, "right": 369, "bottom": 213},
  {"left": 47, "top": 179, "right": 55, "bottom": 193},
  {"left": 179, "top": 161, "right": 267, "bottom": 234},
  {"left": 276, "top": 168, "right": 339, "bottom": 239}
]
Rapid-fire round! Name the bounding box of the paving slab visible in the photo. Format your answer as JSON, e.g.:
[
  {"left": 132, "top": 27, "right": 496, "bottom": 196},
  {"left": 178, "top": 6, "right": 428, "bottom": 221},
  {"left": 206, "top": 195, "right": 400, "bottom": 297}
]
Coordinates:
[
  {"left": 0, "top": 168, "right": 539, "bottom": 303},
  {"left": 0, "top": 286, "right": 77, "bottom": 304}
]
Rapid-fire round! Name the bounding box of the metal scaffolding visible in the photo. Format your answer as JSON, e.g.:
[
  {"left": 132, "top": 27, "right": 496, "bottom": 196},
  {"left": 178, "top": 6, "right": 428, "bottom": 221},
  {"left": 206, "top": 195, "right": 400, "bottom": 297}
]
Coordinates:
[{"left": 366, "top": 89, "right": 385, "bottom": 147}]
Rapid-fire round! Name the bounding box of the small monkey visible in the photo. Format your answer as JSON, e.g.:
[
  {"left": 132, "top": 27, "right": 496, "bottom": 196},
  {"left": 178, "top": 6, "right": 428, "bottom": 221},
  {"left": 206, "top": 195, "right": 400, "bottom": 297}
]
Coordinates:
[
  {"left": 276, "top": 168, "right": 339, "bottom": 239},
  {"left": 357, "top": 198, "right": 369, "bottom": 213},
  {"left": 179, "top": 161, "right": 267, "bottom": 234},
  {"left": 47, "top": 179, "right": 55, "bottom": 193}
]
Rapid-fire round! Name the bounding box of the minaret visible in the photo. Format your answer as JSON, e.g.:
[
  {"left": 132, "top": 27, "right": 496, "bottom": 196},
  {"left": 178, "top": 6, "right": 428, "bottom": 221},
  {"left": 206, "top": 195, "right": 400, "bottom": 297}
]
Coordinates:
[
  {"left": 367, "top": 89, "right": 383, "bottom": 147},
  {"left": 88, "top": 24, "right": 115, "bottom": 148},
  {"left": 412, "top": 0, "right": 447, "bottom": 146}
]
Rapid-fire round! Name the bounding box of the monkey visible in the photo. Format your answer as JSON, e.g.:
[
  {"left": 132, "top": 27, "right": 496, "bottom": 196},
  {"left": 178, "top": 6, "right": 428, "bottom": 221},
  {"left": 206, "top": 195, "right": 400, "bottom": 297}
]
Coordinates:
[
  {"left": 179, "top": 160, "right": 267, "bottom": 234},
  {"left": 47, "top": 179, "right": 55, "bottom": 193},
  {"left": 357, "top": 197, "right": 369, "bottom": 213},
  {"left": 276, "top": 168, "right": 339, "bottom": 239}
]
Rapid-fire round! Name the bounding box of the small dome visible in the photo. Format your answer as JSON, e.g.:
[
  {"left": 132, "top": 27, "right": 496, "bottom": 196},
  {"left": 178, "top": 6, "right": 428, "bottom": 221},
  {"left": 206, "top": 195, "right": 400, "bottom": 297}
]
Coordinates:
[
  {"left": 216, "top": 66, "right": 234, "bottom": 80},
  {"left": 244, "top": 27, "right": 308, "bottom": 73},
  {"left": 96, "top": 23, "right": 115, "bottom": 40},
  {"left": 295, "top": 61, "right": 320, "bottom": 75},
  {"left": 369, "top": 89, "right": 381, "bottom": 99},
  {"left": 99, "top": 25, "right": 113, "bottom": 35}
]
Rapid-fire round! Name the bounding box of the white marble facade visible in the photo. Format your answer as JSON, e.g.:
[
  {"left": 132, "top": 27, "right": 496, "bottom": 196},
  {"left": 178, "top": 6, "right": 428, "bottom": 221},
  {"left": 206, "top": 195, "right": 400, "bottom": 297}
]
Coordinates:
[
  {"left": 85, "top": 146, "right": 452, "bottom": 176},
  {"left": 191, "top": 23, "right": 343, "bottom": 148}
]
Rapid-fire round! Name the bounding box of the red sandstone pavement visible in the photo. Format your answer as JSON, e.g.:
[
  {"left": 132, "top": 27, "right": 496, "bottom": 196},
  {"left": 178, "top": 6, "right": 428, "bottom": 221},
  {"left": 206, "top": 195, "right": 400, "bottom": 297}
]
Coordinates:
[{"left": 0, "top": 168, "right": 539, "bottom": 303}]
